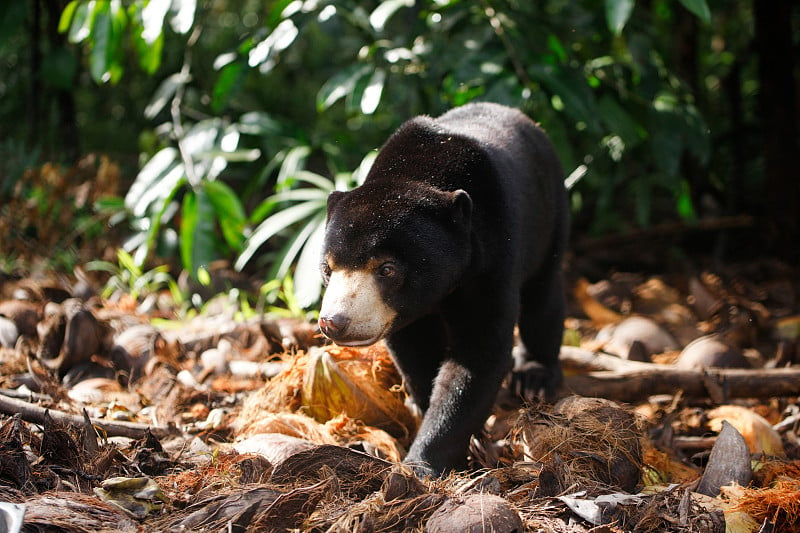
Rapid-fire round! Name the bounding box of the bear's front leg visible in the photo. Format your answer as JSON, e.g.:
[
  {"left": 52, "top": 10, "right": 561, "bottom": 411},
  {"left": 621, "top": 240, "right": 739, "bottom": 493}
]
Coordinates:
[{"left": 404, "top": 349, "right": 512, "bottom": 477}]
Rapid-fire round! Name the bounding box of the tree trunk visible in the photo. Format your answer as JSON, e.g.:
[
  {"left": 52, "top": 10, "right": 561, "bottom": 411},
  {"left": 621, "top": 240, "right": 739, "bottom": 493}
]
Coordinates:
[{"left": 753, "top": 0, "right": 799, "bottom": 261}]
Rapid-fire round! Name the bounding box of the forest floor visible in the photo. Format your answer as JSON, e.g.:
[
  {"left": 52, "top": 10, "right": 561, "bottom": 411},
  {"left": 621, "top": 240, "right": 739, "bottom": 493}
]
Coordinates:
[{"left": 1, "top": 163, "right": 799, "bottom": 532}]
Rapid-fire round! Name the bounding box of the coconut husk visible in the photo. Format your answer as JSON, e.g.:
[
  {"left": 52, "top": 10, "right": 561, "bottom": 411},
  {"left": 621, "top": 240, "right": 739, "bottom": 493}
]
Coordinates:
[
  {"left": 513, "top": 396, "right": 645, "bottom": 495},
  {"left": 730, "top": 478, "right": 800, "bottom": 531},
  {"left": 301, "top": 344, "right": 417, "bottom": 439},
  {"left": 236, "top": 344, "right": 417, "bottom": 445}
]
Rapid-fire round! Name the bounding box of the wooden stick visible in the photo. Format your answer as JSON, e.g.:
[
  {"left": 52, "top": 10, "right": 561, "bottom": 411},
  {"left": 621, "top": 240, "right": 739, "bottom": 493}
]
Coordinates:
[
  {"left": 0, "top": 393, "right": 176, "bottom": 440},
  {"left": 560, "top": 346, "right": 800, "bottom": 403}
]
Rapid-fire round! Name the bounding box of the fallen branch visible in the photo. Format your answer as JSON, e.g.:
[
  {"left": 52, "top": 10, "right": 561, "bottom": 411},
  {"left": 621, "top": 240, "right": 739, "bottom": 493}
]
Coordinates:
[
  {"left": 572, "top": 215, "right": 755, "bottom": 252},
  {"left": 0, "top": 392, "right": 176, "bottom": 440},
  {"left": 560, "top": 347, "right": 800, "bottom": 403}
]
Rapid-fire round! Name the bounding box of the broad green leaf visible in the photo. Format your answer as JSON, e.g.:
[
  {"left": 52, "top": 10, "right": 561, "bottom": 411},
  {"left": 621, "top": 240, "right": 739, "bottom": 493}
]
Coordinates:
[
  {"left": 681, "top": 104, "right": 710, "bottom": 165},
  {"left": 141, "top": 177, "right": 185, "bottom": 266},
  {"left": 605, "top": 0, "right": 635, "bottom": 35},
  {"left": 89, "top": 1, "right": 111, "bottom": 83},
  {"left": 676, "top": 179, "right": 697, "bottom": 221},
  {"left": 204, "top": 180, "right": 246, "bottom": 250},
  {"left": 266, "top": 0, "right": 296, "bottom": 29},
  {"left": 369, "top": 0, "right": 414, "bottom": 32},
  {"left": 648, "top": 108, "right": 684, "bottom": 177},
  {"left": 547, "top": 34, "right": 568, "bottom": 63},
  {"left": 106, "top": 0, "right": 127, "bottom": 84},
  {"left": 212, "top": 62, "right": 242, "bottom": 112},
  {"left": 596, "top": 94, "right": 644, "bottom": 148},
  {"left": 235, "top": 199, "right": 326, "bottom": 270},
  {"left": 317, "top": 64, "right": 371, "bottom": 112},
  {"left": 180, "top": 188, "right": 217, "bottom": 276},
  {"left": 529, "top": 65, "right": 600, "bottom": 133},
  {"left": 678, "top": 0, "right": 710, "bottom": 24},
  {"left": 58, "top": 1, "right": 80, "bottom": 33}
]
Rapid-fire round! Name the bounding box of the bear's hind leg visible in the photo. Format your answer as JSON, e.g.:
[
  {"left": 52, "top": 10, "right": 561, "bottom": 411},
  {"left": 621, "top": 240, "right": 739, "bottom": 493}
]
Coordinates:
[{"left": 513, "top": 269, "right": 565, "bottom": 401}]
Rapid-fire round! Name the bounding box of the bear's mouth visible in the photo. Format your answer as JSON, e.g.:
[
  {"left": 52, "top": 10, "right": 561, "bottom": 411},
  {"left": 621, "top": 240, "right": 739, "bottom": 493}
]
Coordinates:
[{"left": 331, "top": 323, "right": 391, "bottom": 347}]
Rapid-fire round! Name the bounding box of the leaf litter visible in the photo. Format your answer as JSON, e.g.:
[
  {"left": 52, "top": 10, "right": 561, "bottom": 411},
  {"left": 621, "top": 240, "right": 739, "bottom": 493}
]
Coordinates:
[{"left": 0, "top": 254, "right": 799, "bottom": 531}]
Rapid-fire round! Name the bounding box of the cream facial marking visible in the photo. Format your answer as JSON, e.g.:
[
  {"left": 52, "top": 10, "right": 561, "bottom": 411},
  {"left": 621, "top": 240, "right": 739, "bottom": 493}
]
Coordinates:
[{"left": 318, "top": 268, "right": 397, "bottom": 346}]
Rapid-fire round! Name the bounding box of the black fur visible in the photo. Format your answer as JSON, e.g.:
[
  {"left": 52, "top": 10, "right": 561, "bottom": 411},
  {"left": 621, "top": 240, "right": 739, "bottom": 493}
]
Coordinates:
[{"left": 322, "top": 102, "right": 568, "bottom": 476}]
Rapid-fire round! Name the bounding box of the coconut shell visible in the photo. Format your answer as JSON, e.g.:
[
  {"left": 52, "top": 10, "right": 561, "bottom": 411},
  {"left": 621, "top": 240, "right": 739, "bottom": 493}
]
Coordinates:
[
  {"left": 425, "top": 494, "right": 522, "bottom": 533},
  {"left": 675, "top": 335, "right": 750, "bottom": 369}
]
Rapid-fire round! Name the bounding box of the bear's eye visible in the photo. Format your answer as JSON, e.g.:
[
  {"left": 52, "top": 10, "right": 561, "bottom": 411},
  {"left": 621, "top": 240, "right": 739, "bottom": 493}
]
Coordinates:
[
  {"left": 321, "top": 262, "right": 332, "bottom": 279},
  {"left": 377, "top": 262, "right": 396, "bottom": 278}
]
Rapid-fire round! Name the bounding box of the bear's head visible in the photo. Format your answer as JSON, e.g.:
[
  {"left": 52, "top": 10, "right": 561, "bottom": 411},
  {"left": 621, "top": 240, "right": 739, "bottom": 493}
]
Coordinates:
[{"left": 318, "top": 182, "right": 472, "bottom": 346}]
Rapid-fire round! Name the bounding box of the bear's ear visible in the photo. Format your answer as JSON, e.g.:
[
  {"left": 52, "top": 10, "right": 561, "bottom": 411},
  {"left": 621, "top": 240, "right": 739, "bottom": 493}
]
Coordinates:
[
  {"left": 448, "top": 189, "right": 472, "bottom": 227},
  {"left": 326, "top": 190, "right": 347, "bottom": 217}
]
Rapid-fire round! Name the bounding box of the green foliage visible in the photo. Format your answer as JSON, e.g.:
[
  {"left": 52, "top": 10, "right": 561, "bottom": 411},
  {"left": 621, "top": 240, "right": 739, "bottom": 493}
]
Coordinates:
[
  {"left": 258, "top": 274, "right": 319, "bottom": 321},
  {"left": 59, "top": 0, "right": 196, "bottom": 83},
  {"left": 54, "top": 0, "right": 728, "bottom": 310},
  {"left": 87, "top": 249, "right": 180, "bottom": 303},
  {"left": 236, "top": 148, "right": 377, "bottom": 307},
  {"left": 123, "top": 116, "right": 255, "bottom": 275}
]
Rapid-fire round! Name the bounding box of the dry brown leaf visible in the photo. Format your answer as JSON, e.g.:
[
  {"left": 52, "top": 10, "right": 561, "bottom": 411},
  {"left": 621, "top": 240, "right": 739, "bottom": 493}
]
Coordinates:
[{"left": 574, "top": 278, "right": 623, "bottom": 326}]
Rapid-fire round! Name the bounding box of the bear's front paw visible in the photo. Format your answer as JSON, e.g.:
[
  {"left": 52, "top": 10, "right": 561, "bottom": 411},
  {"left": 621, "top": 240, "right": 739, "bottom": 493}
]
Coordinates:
[{"left": 510, "top": 362, "right": 562, "bottom": 403}]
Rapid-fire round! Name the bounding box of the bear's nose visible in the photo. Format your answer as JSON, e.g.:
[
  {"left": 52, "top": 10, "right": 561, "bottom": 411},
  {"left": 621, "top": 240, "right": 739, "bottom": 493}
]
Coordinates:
[{"left": 318, "top": 314, "right": 351, "bottom": 339}]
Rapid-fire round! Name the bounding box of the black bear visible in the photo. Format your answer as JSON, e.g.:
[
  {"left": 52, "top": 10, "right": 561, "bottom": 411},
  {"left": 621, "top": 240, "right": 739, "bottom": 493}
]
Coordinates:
[{"left": 318, "top": 102, "right": 568, "bottom": 476}]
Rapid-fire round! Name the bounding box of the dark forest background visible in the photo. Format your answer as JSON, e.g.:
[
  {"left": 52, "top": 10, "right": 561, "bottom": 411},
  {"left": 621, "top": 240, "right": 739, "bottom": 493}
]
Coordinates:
[{"left": 1, "top": 0, "right": 798, "bottom": 308}]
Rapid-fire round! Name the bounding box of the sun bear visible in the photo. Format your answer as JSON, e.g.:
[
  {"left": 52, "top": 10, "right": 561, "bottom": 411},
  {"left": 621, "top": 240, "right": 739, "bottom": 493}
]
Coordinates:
[{"left": 318, "top": 102, "right": 568, "bottom": 476}]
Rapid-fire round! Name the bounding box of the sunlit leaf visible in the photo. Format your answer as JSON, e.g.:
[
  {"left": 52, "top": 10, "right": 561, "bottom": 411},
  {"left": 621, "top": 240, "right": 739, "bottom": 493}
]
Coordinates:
[
  {"left": 144, "top": 73, "right": 188, "bottom": 119},
  {"left": 276, "top": 146, "right": 312, "bottom": 186},
  {"left": 235, "top": 199, "right": 326, "bottom": 270},
  {"left": 141, "top": 0, "right": 169, "bottom": 44},
  {"left": 369, "top": 0, "right": 414, "bottom": 32},
  {"left": 58, "top": 0, "right": 80, "bottom": 33},
  {"left": 605, "top": 0, "right": 635, "bottom": 35},
  {"left": 268, "top": 213, "right": 324, "bottom": 282},
  {"left": 125, "top": 147, "right": 180, "bottom": 216},
  {"left": 678, "top": 0, "right": 710, "bottom": 24},
  {"left": 67, "top": 1, "right": 92, "bottom": 43},
  {"left": 248, "top": 19, "right": 298, "bottom": 70},
  {"left": 169, "top": 0, "right": 196, "bottom": 34},
  {"left": 266, "top": 0, "right": 295, "bottom": 29},
  {"left": 360, "top": 68, "right": 386, "bottom": 115},
  {"left": 317, "top": 64, "right": 371, "bottom": 112},
  {"left": 293, "top": 212, "right": 327, "bottom": 307}
]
